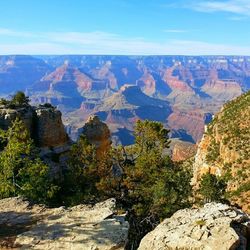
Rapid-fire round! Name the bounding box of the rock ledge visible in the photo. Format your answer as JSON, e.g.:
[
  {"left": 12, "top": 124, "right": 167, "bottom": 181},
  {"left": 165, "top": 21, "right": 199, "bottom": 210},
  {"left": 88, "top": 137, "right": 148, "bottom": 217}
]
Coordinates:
[
  {"left": 139, "top": 203, "right": 250, "bottom": 250},
  {"left": 0, "top": 197, "right": 128, "bottom": 250}
]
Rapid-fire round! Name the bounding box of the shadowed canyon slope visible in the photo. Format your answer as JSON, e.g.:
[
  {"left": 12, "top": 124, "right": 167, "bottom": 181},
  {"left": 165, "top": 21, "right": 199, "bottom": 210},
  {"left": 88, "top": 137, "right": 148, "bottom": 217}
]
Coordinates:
[{"left": 0, "top": 55, "right": 250, "bottom": 144}]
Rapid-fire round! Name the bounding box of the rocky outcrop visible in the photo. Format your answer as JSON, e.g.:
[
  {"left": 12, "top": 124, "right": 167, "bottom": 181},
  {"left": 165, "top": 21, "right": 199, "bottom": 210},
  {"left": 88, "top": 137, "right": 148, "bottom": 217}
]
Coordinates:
[
  {"left": 0, "top": 104, "right": 69, "bottom": 149},
  {"left": 81, "top": 115, "right": 111, "bottom": 157},
  {"left": 202, "top": 79, "right": 242, "bottom": 101},
  {"left": 0, "top": 106, "right": 34, "bottom": 132},
  {"left": 34, "top": 106, "right": 69, "bottom": 148},
  {"left": 139, "top": 203, "right": 250, "bottom": 250},
  {"left": 192, "top": 91, "right": 250, "bottom": 212},
  {"left": 0, "top": 197, "right": 128, "bottom": 250}
]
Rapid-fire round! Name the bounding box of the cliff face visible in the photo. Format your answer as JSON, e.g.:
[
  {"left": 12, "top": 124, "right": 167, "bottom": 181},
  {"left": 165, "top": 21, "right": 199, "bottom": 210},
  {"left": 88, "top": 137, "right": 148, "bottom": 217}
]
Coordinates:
[
  {"left": 34, "top": 107, "right": 69, "bottom": 147},
  {"left": 0, "top": 104, "right": 69, "bottom": 149},
  {"left": 193, "top": 91, "right": 250, "bottom": 211}
]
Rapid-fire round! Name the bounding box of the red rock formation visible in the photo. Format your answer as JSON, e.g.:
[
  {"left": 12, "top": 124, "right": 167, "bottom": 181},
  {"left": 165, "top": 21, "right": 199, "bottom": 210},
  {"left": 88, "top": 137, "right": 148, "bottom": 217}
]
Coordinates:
[
  {"left": 163, "top": 68, "right": 194, "bottom": 93},
  {"left": 137, "top": 72, "right": 156, "bottom": 95},
  {"left": 168, "top": 109, "right": 208, "bottom": 142},
  {"left": 73, "top": 69, "right": 93, "bottom": 92},
  {"left": 42, "top": 63, "right": 68, "bottom": 83}
]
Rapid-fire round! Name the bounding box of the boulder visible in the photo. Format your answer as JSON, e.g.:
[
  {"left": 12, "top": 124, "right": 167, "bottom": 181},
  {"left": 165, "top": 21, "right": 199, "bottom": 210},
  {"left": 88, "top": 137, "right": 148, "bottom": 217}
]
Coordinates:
[
  {"left": 138, "top": 203, "right": 250, "bottom": 250},
  {"left": 0, "top": 197, "right": 128, "bottom": 250}
]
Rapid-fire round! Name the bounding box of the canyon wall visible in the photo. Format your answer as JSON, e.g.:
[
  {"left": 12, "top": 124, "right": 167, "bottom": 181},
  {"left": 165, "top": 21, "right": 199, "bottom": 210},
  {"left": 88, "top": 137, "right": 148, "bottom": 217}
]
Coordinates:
[{"left": 192, "top": 91, "right": 250, "bottom": 212}]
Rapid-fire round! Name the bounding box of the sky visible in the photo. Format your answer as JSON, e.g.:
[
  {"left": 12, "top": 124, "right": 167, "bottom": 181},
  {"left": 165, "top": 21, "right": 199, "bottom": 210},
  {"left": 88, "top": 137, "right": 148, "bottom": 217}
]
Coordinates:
[{"left": 0, "top": 0, "right": 250, "bottom": 55}]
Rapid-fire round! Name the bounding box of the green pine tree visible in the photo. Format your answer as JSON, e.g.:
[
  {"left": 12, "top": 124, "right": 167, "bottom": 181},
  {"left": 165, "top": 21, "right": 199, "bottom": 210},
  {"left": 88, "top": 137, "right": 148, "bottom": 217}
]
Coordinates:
[
  {"left": 0, "top": 118, "right": 58, "bottom": 203},
  {"left": 198, "top": 173, "right": 227, "bottom": 203}
]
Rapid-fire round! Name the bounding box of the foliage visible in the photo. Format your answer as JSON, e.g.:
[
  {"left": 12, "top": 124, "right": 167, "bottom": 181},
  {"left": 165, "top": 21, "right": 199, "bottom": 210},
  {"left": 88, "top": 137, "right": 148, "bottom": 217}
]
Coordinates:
[
  {"left": 198, "top": 173, "right": 227, "bottom": 203},
  {"left": 93, "top": 120, "right": 192, "bottom": 218},
  {"left": 11, "top": 91, "right": 30, "bottom": 106},
  {"left": 0, "top": 116, "right": 193, "bottom": 247},
  {"left": 93, "top": 120, "right": 192, "bottom": 249},
  {"left": 206, "top": 139, "right": 220, "bottom": 163},
  {"left": 18, "top": 159, "right": 59, "bottom": 203},
  {"left": 134, "top": 119, "right": 170, "bottom": 154},
  {"left": 126, "top": 121, "right": 191, "bottom": 218},
  {"left": 59, "top": 135, "right": 98, "bottom": 205},
  {"left": 0, "top": 98, "right": 9, "bottom": 106},
  {"left": 203, "top": 91, "right": 250, "bottom": 207},
  {"left": 0, "top": 91, "right": 30, "bottom": 108},
  {"left": 195, "top": 219, "right": 206, "bottom": 226},
  {"left": 0, "top": 118, "right": 58, "bottom": 203}
]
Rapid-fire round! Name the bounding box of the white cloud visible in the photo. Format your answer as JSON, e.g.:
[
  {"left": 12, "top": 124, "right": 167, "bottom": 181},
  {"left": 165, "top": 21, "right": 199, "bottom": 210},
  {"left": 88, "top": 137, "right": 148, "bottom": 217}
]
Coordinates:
[
  {"left": 0, "top": 27, "right": 250, "bottom": 55},
  {"left": 187, "top": 0, "right": 250, "bottom": 16}
]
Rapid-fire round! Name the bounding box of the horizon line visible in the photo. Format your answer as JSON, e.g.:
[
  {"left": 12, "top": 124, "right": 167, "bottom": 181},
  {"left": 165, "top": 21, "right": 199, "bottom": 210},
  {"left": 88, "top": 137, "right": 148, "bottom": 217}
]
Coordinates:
[{"left": 1, "top": 54, "right": 250, "bottom": 57}]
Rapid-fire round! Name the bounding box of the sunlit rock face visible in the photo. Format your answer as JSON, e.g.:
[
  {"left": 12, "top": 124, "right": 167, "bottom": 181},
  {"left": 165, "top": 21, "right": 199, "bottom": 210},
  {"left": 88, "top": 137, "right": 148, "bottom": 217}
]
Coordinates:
[
  {"left": 0, "top": 104, "right": 69, "bottom": 149},
  {"left": 192, "top": 91, "right": 250, "bottom": 213},
  {"left": 139, "top": 203, "right": 250, "bottom": 250},
  {"left": 34, "top": 106, "right": 69, "bottom": 148},
  {"left": 81, "top": 115, "right": 111, "bottom": 158}
]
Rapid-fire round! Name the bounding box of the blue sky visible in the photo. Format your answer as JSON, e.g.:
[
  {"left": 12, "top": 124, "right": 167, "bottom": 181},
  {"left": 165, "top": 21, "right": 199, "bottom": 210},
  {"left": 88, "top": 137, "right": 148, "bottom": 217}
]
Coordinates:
[{"left": 0, "top": 0, "right": 250, "bottom": 55}]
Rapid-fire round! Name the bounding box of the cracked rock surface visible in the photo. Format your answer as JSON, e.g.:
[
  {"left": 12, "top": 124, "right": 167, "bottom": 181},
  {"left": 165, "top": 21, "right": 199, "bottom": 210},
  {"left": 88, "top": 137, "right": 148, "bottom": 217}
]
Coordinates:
[{"left": 138, "top": 203, "right": 250, "bottom": 250}]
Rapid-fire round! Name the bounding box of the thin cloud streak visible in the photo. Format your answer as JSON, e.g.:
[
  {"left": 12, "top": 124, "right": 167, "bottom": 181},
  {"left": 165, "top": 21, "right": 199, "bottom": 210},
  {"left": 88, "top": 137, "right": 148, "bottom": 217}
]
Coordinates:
[
  {"left": 0, "top": 28, "right": 250, "bottom": 55},
  {"left": 187, "top": 0, "right": 250, "bottom": 16}
]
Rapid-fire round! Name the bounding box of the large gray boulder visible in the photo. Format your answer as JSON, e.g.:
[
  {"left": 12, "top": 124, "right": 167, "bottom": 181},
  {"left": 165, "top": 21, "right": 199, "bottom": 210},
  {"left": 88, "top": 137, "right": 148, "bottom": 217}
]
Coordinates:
[{"left": 139, "top": 203, "right": 250, "bottom": 250}]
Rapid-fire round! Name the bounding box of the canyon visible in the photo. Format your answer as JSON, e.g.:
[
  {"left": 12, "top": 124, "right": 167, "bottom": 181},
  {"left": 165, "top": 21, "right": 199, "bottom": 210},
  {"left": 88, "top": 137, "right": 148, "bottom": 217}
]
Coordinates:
[
  {"left": 0, "top": 81, "right": 249, "bottom": 249},
  {"left": 0, "top": 55, "right": 249, "bottom": 145}
]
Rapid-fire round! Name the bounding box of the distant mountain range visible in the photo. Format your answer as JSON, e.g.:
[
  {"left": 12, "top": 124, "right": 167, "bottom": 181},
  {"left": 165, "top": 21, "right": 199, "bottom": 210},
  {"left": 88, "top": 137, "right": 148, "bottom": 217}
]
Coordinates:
[{"left": 0, "top": 55, "right": 249, "bottom": 144}]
